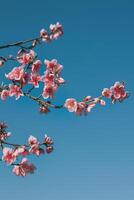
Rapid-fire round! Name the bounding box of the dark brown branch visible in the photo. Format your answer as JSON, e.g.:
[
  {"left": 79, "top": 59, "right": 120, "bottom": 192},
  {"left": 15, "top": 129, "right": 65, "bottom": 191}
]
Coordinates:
[{"left": 0, "top": 37, "right": 41, "bottom": 50}]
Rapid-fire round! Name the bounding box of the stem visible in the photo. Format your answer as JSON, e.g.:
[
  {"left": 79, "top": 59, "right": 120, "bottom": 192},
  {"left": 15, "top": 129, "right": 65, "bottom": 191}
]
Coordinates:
[
  {"left": 24, "top": 92, "right": 64, "bottom": 109},
  {"left": 0, "top": 37, "right": 41, "bottom": 50}
]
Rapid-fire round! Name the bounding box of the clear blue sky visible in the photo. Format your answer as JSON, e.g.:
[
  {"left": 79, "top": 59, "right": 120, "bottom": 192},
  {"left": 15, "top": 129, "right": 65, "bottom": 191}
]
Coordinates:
[{"left": 0, "top": 0, "right": 133, "bottom": 200}]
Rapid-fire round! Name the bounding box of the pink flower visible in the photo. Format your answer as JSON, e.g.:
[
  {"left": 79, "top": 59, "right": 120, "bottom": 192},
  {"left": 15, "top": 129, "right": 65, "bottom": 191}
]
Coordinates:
[
  {"left": 102, "top": 82, "right": 129, "bottom": 103},
  {"left": 99, "top": 99, "right": 106, "bottom": 106},
  {"left": 31, "top": 60, "right": 42, "bottom": 73},
  {"left": 2, "top": 147, "right": 16, "bottom": 165},
  {"left": 28, "top": 135, "right": 44, "bottom": 156},
  {"left": 56, "top": 77, "right": 65, "bottom": 85},
  {"left": 50, "top": 22, "right": 63, "bottom": 40},
  {"left": 28, "top": 135, "right": 39, "bottom": 146},
  {"left": 42, "top": 84, "right": 57, "bottom": 99},
  {"left": 76, "top": 102, "right": 86, "bottom": 115},
  {"left": 5, "top": 66, "right": 25, "bottom": 81},
  {"left": 42, "top": 71, "right": 55, "bottom": 85},
  {"left": 1, "top": 89, "right": 10, "bottom": 100},
  {"left": 39, "top": 105, "right": 50, "bottom": 114},
  {"left": 44, "top": 59, "right": 63, "bottom": 74},
  {"left": 102, "top": 88, "right": 112, "bottom": 98},
  {"left": 40, "top": 29, "right": 50, "bottom": 42},
  {"left": 18, "top": 50, "right": 36, "bottom": 65},
  {"left": 14, "top": 146, "right": 29, "bottom": 157},
  {"left": 9, "top": 84, "right": 24, "bottom": 100},
  {"left": 0, "top": 131, "right": 11, "bottom": 141},
  {"left": 29, "top": 145, "right": 45, "bottom": 156},
  {"left": 44, "top": 134, "right": 53, "bottom": 145},
  {"left": 29, "top": 73, "right": 41, "bottom": 88},
  {"left": 64, "top": 98, "right": 77, "bottom": 112},
  {"left": 111, "top": 82, "right": 128, "bottom": 103},
  {"left": 86, "top": 103, "right": 96, "bottom": 112},
  {"left": 46, "top": 146, "right": 54, "bottom": 154},
  {"left": 12, "top": 158, "right": 36, "bottom": 177},
  {"left": 0, "top": 60, "right": 4, "bottom": 67},
  {"left": 83, "top": 96, "right": 92, "bottom": 102}
]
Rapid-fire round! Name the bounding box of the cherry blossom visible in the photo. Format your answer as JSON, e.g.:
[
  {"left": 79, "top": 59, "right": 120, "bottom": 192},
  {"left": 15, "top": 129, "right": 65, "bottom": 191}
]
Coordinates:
[
  {"left": 18, "top": 50, "right": 36, "bottom": 65},
  {"left": 29, "top": 73, "right": 41, "bottom": 88},
  {"left": 1, "top": 89, "right": 10, "bottom": 100},
  {"left": 31, "top": 60, "right": 42, "bottom": 73},
  {"left": 0, "top": 132, "right": 11, "bottom": 141},
  {"left": 0, "top": 60, "right": 4, "bottom": 67},
  {"left": 44, "top": 134, "right": 53, "bottom": 145},
  {"left": 2, "top": 147, "right": 16, "bottom": 165},
  {"left": 5, "top": 66, "right": 25, "bottom": 81},
  {"left": 44, "top": 59, "right": 63, "bottom": 73},
  {"left": 46, "top": 146, "right": 54, "bottom": 154},
  {"left": 40, "top": 29, "right": 50, "bottom": 42},
  {"left": 102, "top": 82, "right": 129, "bottom": 103},
  {"left": 64, "top": 98, "right": 78, "bottom": 112},
  {"left": 42, "top": 84, "right": 57, "bottom": 99},
  {"left": 13, "top": 158, "right": 36, "bottom": 177},
  {"left": 50, "top": 22, "right": 63, "bottom": 40},
  {"left": 9, "top": 84, "right": 24, "bottom": 100},
  {"left": 39, "top": 105, "right": 50, "bottom": 114},
  {"left": 102, "top": 88, "right": 112, "bottom": 98},
  {"left": 14, "top": 146, "right": 29, "bottom": 157}
]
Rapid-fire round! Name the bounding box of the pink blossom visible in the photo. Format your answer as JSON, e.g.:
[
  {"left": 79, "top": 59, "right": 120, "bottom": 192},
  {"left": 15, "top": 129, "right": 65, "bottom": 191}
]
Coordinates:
[
  {"left": 102, "top": 88, "right": 112, "bottom": 98},
  {"left": 102, "top": 82, "right": 129, "bottom": 103},
  {"left": 29, "top": 73, "right": 41, "bottom": 88},
  {"left": 44, "top": 134, "right": 53, "bottom": 145},
  {"left": 28, "top": 135, "right": 39, "bottom": 146},
  {"left": 64, "top": 98, "right": 77, "bottom": 112},
  {"left": 42, "top": 71, "right": 54, "bottom": 85},
  {"left": 50, "top": 22, "right": 63, "bottom": 40},
  {"left": 18, "top": 50, "right": 36, "bottom": 65},
  {"left": 2, "top": 147, "right": 16, "bottom": 165},
  {"left": 42, "top": 84, "right": 57, "bottom": 99},
  {"left": 0, "top": 60, "right": 4, "bottom": 67},
  {"left": 56, "top": 77, "right": 65, "bottom": 85},
  {"left": 0, "top": 132, "right": 11, "bottom": 141},
  {"left": 86, "top": 103, "right": 96, "bottom": 112},
  {"left": 29, "top": 145, "right": 45, "bottom": 156},
  {"left": 28, "top": 135, "right": 44, "bottom": 156},
  {"left": 9, "top": 84, "right": 24, "bottom": 100},
  {"left": 76, "top": 102, "right": 86, "bottom": 115},
  {"left": 40, "top": 29, "right": 50, "bottom": 42},
  {"left": 12, "top": 158, "right": 36, "bottom": 177},
  {"left": 5, "top": 66, "right": 25, "bottom": 81},
  {"left": 83, "top": 96, "right": 92, "bottom": 102},
  {"left": 46, "top": 146, "right": 54, "bottom": 154},
  {"left": 39, "top": 105, "right": 50, "bottom": 114},
  {"left": 14, "top": 146, "right": 29, "bottom": 157},
  {"left": 44, "top": 59, "right": 63, "bottom": 74},
  {"left": 1, "top": 89, "right": 10, "bottom": 100},
  {"left": 31, "top": 60, "right": 42, "bottom": 73},
  {"left": 99, "top": 99, "right": 106, "bottom": 106},
  {"left": 111, "top": 82, "right": 128, "bottom": 103}
]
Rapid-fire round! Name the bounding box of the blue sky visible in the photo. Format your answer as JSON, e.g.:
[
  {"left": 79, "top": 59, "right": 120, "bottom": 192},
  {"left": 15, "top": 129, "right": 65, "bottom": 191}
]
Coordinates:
[{"left": 0, "top": 0, "right": 134, "bottom": 200}]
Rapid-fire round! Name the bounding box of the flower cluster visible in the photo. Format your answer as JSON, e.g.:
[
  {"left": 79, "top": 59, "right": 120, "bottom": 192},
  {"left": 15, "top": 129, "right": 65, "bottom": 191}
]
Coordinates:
[
  {"left": 42, "top": 59, "right": 65, "bottom": 99},
  {"left": 0, "top": 123, "right": 54, "bottom": 177},
  {"left": 64, "top": 96, "right": 106, "bottom": 116},
  {"left": 102, "top": 82, "right": 129, "bottom": 103},
  {"left": 40, "top": 22, "right": 63, "bottom": 42},
  {"left": 1, "top": 56, "right": 64, "bottom": 103},
  {"left": 64, "top": 81, "right": 129, "bottom": 115}
]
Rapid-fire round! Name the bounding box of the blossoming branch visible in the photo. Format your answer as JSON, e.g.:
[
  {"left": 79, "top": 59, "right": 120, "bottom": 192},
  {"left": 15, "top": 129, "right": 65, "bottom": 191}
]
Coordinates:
[
  {"left": 0, "top": 122, "right": 54, "bottom": 176},
  {"left": 0, "top": 22, "right": 130, "bottom": 176}
]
